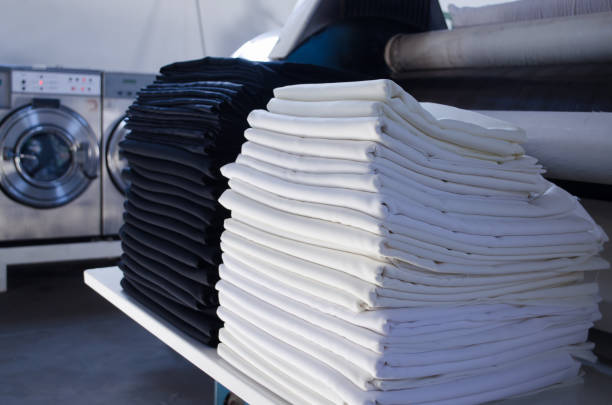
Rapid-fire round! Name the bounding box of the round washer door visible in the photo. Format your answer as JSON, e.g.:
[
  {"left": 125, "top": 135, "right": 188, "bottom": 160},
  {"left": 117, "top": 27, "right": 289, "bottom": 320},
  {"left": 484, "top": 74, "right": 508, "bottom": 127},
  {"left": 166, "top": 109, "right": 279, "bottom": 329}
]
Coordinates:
[
  {"left": 106, "top": 115, "right": 129, "bottom": 194},
  {"left": 0, "top": 104, "right": 99, "bottom": 208}
]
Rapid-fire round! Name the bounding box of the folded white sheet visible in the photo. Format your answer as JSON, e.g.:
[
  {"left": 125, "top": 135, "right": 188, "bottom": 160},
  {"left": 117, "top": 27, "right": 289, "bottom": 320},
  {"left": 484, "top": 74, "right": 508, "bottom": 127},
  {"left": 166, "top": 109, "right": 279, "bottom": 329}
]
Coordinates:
[
  {"left": 243, "top": 127, "right": 533, "bottom": 196},
  {"left": 217, "top": 280, "right": 592, "bottom": 382},
  {"left": 265, "top": 98, "right": 524, "bottom": 157},
  {"left": 243, "top": 127, "right": 541, "bottom": 177},
  {"left": 241, "top": 139, "right": 545, "bottom": 190},
  {"left": 218, "top": 336, "right": 336, "bottom": 405},
  {"left": 220, "top": 188, "right": 601, "bottom": 264},
  {"left": 227, "top": 178, "right": 600, "bottom": 249},
  {"left": 221, "top": 162, "right": 600, "bottom": 237},
  {"left": 221, "top": 245, "right": 589, "bottom": 313},
  {"left": 218, "top": 305, "right": 581, "bottom": 405},
  {"left": 248, "top": 108, "right": 525, "bottom": 162},
  {"left": 223, "top": 213, "right": 603, "bottom": 279},
  {"left": 271, "top": 79, "right": 527, "bottom": 143},
  {"left": 236, "top": 151, "right": 546, "bottom": 202},
  {"left": 217, "top": 340, "right": 332, "bottom": 405},
  {"left": 219, "top": 255, "right": 598, "bottom": 334},
  {"left": 217, "top": 264, "right": 599, "bottom": 351},
  {"left": 222, "top": 215, "right": 605, "bottom": 292},
  {"left": 219, "top": 327, "right": 582, "bottom": 405}
]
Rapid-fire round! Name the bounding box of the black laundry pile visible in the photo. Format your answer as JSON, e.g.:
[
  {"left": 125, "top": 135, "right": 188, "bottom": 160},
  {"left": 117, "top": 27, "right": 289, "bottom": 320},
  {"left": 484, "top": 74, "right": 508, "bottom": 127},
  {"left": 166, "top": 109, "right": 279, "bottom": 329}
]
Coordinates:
[{"left": 118, "top": 57, "right": 362, "bottom": 346}]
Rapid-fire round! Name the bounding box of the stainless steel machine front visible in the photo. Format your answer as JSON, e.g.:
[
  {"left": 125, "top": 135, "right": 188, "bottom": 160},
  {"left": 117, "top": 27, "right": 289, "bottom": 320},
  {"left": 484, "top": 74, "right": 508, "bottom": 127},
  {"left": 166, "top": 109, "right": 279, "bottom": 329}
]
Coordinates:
[
  {"left": 102, "top": 72, "right": 155, "bottom": 236},
  {"left": 0, "top": 66, "right": 102, "bottom": 243}
]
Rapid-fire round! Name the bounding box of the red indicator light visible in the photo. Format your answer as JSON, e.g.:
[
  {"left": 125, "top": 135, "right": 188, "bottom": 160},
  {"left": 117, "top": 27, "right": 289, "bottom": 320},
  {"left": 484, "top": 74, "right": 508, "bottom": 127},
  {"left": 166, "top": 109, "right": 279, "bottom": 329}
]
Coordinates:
[
  {"left": 71, "top": 86, "right": 75, "bottom": 91},
  {"left": 38, "top": 80, "right": 43, "bottom": 86},
  {"left": 81, "top": 87, "right": 84, "bottom": 91}
]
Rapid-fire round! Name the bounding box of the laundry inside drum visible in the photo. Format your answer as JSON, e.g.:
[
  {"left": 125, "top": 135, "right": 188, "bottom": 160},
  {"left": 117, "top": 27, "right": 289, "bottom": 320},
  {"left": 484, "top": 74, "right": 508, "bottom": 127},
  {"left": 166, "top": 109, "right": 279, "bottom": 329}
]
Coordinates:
[{"left": 19, "top": 131, "right": 72, "bottom": 182}]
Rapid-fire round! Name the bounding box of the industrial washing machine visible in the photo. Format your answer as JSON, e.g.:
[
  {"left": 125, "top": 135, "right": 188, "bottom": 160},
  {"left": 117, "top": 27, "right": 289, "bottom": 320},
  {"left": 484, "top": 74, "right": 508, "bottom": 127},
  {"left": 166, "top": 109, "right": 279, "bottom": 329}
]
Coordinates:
[
  {"left": 0, "top": 66, "right": 102, "bottom": 244},
  {"left": 101, "top": 72, "right": 155, "bottom": 236}
]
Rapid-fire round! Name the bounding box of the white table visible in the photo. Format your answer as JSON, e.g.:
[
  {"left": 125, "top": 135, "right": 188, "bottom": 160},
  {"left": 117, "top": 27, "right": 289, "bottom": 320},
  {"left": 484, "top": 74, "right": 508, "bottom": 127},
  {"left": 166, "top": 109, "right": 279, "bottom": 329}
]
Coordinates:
[
  {"left": 84, "top": 267, "right": 288, "bottom": 405},
  {"left": 84, "top": 266, "right": 612, "bottom": 405}
]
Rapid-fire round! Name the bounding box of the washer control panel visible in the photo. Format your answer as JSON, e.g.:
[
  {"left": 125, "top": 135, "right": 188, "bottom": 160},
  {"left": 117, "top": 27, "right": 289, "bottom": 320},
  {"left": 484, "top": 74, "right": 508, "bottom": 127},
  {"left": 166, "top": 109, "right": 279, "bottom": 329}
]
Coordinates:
[
  {"left": 103, "top": 73, "right": 155, "bottom": 99},
  {"left": 11, "top": 70, "right": 101, "bottom": 96}
]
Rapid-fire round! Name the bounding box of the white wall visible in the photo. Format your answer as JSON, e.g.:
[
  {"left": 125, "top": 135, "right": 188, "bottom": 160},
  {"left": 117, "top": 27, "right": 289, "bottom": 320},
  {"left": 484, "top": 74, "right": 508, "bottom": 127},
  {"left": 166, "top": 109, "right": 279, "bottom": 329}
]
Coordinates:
[{"left": 0, "top": 0, "right": 296, "bottom": 73}]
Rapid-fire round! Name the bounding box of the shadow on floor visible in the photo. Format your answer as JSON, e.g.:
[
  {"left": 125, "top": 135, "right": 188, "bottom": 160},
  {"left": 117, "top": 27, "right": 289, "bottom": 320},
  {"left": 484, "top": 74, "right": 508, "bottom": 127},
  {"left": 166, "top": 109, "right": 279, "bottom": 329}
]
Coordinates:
[{"left": 0, "top": 260, "right": 214, "bottom": 405}]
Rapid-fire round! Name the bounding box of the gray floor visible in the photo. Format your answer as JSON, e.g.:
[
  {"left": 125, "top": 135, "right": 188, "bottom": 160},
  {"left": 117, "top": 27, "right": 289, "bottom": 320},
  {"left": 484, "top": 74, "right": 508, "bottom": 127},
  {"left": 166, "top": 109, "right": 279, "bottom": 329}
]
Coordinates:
[{"left": 0, "top": 260, "right": 214, "bottom": 405}]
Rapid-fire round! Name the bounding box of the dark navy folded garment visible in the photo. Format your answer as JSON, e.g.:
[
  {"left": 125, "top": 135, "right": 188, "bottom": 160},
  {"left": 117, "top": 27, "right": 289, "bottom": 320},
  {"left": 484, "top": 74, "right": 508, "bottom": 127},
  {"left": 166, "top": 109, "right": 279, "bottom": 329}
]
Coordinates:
[
  {"left": 121, "top": 233, "right": 218, "bottom": 286},
  {"left": 121, "top": 223, "right": 211, "bottom": 268},
  {"left": 120, "top": 277, "right": 221, "bottom": 346},
  {"left": 119, "top": 139, "right": 215, "bottom": 175},
  {"left": 120, "top": 152, "right": 207, "bottom": 185},
  {"left": 119, "top": 258, "right": 217, "bottom": 310},
  {"left": 123, "top": 215, "right": 220, "bottom": 267},
  {"left": 120, "top": 261, "right": 204, "bottom": 310},
  {"left": 124, "top": 201, "right": 223, "bottom": 244},
  {"left": 124, "top": 201, "right": 205, "bottom": 243},
  {"left": 122, "top": 169, "right": 218, "bottom": 207},
  {"left": 129, "top": 165, "right": 223, "bottom": 200},
  {"left": 125, "top": 132, "right": 214, "bottom": 155},
  {"left": 128, "top": 185, "right": 219, "bottom": 220},
  {"left": 121, "top": 249, "right": 218, "bottom": 306},
  {"left": 125, "top": 122, "right": 210, "bottom": 139},
  {"left": 129, "top": 102, "right": 225, "bottom": 118}
]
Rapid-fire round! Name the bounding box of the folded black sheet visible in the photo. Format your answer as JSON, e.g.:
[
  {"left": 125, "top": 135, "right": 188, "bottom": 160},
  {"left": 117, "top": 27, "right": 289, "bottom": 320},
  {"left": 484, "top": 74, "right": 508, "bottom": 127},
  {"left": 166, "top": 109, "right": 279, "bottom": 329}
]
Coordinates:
[
  {"left": 120, "top": 261, "right": 205, "bottom": 310},
  {"left": 124, "top": 201, "right": 208, "bottom": 244},
  {"left": 125, "top": 132, "right": 213, "bottom": 155},
  {"left": 121, "top": 249, "right": 217, "bottom": 306},
  {"left": 120, "top": 258, "right": 217, "bottom": 310},
  {"left": 123, "top": 216, "right": 220, "bottom": 267},
  {"left": 128, "top": 185, "right": 219, "bottom": 221},
  {"left": 124, "top": 200, "right": 223, "bottom": 243},
  {"left": 121, "top": 277, "right": 220, "bottom": 345},
  {"left": 129, "top": 165, "right": 222, "bottom": 200},
  {"left": 121, "top": 233, "right": 217, "bottom": 286},
  {"left": 120, "top": 152, "right": 207, "bottom": 185},
  {"left": 122, "top": 223, "right": 208, "bottom": 269},
  {"left": 119, "top": 139, "right": 215, "bottom": 175},
  {"left": 122, "top": 169, "right": 217, "bottom": 207}
]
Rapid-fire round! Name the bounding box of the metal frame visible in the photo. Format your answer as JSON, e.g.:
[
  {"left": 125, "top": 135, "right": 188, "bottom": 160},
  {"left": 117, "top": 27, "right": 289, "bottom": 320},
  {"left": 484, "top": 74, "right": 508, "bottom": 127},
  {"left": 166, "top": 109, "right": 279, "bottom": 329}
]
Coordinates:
[{"left": 0, "top": 240, "right": 121, "bottom": 292}]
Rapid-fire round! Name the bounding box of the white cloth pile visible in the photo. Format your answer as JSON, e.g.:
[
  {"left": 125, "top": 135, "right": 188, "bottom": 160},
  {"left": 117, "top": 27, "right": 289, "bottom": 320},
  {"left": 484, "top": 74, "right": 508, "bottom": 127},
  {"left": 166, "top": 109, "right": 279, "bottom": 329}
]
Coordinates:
[{"left": 214, "top": 79, "right": 609, "bottom": 405}]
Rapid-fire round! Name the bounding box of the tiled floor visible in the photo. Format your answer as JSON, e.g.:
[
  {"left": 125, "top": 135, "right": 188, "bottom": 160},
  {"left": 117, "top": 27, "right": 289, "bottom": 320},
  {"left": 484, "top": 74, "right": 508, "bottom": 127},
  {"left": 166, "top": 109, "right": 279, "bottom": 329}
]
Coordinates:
[{"left": 0, "top": 260, "right": 214, "bottom": 404}]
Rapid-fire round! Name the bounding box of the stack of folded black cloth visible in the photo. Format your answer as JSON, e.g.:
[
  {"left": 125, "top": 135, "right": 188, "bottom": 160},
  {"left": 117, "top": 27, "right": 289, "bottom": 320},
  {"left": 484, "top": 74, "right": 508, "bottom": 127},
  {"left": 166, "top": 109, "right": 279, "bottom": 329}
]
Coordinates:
[{"left": 118, "top": 57, "right": 363, "bottom": 346}]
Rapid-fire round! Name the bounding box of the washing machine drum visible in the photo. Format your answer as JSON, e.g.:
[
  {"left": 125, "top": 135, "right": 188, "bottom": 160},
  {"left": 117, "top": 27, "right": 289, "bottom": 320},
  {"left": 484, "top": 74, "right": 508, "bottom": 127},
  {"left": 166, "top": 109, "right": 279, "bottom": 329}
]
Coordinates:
[{"left": 0, "top": 104, "right": 99, "bottom": 208}]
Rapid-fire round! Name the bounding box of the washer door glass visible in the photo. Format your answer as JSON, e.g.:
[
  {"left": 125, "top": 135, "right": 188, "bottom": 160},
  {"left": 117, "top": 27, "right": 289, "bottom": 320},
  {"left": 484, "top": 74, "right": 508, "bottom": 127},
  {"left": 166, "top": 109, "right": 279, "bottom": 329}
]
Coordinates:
[
  {"left": 0, "top": 104, "right": 99, "bottom": 208},
  {"left": 106, "top": 116, "right": 129, "bottom": 194},
  {"left": 19, "top": 131, "right": 73, "bottom": 182}
]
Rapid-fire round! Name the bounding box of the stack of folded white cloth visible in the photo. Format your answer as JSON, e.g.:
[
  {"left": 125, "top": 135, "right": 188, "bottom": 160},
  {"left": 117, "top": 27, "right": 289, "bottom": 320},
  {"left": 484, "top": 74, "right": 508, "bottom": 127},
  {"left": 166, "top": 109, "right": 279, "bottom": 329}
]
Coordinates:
[{"left": 214, "top": 79, "right": 610, "bottom": 405}]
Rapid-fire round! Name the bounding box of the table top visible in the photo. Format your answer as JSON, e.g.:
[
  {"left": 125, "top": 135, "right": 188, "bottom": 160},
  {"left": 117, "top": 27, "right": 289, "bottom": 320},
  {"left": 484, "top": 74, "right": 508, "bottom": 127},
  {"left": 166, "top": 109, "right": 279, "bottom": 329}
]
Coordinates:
[{"left": 84, "top": 266, "right": 612, "bottom": 405}]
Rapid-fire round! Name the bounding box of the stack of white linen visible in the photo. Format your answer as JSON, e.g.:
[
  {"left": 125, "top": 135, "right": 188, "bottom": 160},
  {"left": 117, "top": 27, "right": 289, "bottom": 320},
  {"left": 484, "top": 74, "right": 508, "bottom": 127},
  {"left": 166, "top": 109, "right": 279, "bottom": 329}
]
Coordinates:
[{"left": 214, "top": 79, "right": 610, "bottom": 405}]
